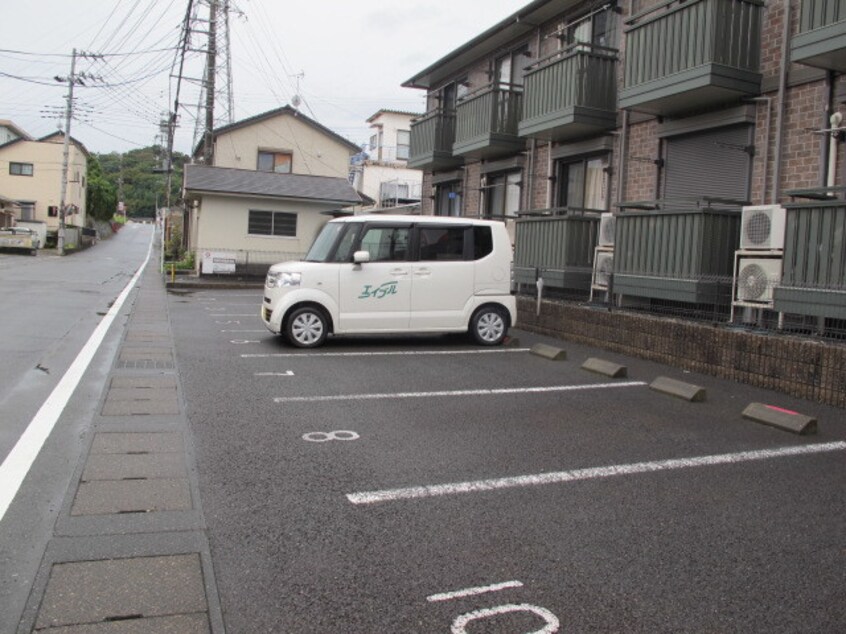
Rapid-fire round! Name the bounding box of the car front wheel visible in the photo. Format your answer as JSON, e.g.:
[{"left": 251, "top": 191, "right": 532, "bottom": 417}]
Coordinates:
[
  {"left": 286, "top": 307, "right": 328, "bottom": 348},
  {"left": 470, "top": 306, "right": 507, "bottom": 346}
]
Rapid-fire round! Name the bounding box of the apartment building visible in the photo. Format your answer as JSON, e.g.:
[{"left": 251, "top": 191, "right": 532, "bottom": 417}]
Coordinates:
[
  {"left": 404, "top": 0, "right": 846, "bottom": 322},
  {"left": 349, "top": 110, "right": 423, "bottom": 213}
]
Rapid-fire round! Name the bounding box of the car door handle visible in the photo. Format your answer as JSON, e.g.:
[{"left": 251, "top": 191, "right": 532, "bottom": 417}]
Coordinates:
[
  {"left": 390, "top": 268, "right": 409, "bottom": 276},
  {"left": 414, "top": 268, "right": 431, "bottom": 277}
]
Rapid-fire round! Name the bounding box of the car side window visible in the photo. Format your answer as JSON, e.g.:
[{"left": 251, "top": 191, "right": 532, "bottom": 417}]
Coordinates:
[
  {"left": 473, "top": 226, "right": 493, "bottom": 259},
  {"left": 358, "top": 226, "right": 410, "bottom": 262},
  {"left": 418, "top": 227, "right": 465, "bottom": 261},
  {"left": 332, "top": 225, "right": 361, "bottom": 262}
]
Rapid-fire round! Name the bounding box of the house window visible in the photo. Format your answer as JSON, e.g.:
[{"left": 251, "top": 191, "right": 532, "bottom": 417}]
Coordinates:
[
  {"left": 257, "top": 151, "right": 292, "bottom": 174},
  {"left": 434, "top": 181, "right": 462, "bottom": 217},
  {"left": 484, "top": 171, "right": 522, "bottom": 218},
  {"left": 248, "top": 210, "right": 297, "bottom": 237},
  {"left": 370, "top": 133, "right": 380, "bottom": 152},
  {"left": 48, "top": 206, "right": 59, "bottom": 217},
  {"left": 495, "top": 45, "right": 530, "bottom": 88},
  {"left": 10, "top": 162, "right": 33, "bottom": 176},
  {"left": 396, "top": 130, "right": 410, "bottom": 161},
  {"left": 555, "top": 155, "right": 609, "bottom": 211},
  {"left": 18, "top": 201, "right": 35, "bottom": 221}
]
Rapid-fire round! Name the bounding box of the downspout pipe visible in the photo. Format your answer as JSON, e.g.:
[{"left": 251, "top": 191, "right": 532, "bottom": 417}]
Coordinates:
[
  {"left": 772, "top": 0, "right": 791, "bottom": 204},
  {"left": 618, "top": 109, "right": 629, "bottom": 205}
]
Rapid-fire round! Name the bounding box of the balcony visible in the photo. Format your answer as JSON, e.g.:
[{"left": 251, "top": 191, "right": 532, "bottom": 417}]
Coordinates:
[
  {"left": 791, "top": 0, "right": 846, "bottom": 71},
  {"left": 519, "top": 44, "right": 618, "bottom": 142},
  {"left": 407, "top": 109, "right": 462, "bottom": 171},
  {"left": 619, "top": 0, "right": 763, "bottom": 116},
  {"left": 453, "top": 84, "right": 524, "bottom": 160}
]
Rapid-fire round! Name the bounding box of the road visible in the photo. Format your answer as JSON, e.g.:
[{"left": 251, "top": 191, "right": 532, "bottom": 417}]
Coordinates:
[
  {"left": 169, "top": 289, "right": 846, "bottom": 633},
  {"left": 1, "top": 230, "right": 844, "bottom": 632}
]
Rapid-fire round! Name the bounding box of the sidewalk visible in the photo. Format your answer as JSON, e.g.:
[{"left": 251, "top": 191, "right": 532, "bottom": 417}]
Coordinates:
[{"left": 16, "top": 250, "right": 224, "bottom": 633}]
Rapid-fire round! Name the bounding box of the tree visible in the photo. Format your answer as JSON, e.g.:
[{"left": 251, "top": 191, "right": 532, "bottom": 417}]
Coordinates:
[
  {"left": 86, "top": 155, "right": 118, "bottom": 222},
  {"left": 95, "top": 146, "right": 189, "bottom": 218}
]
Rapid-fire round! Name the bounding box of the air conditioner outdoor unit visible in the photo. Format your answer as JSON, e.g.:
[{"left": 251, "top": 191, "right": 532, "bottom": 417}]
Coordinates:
[
  {"left": 740, "top": 205, "right": 786, "bottom": 250},
  {"left": 598, "top": 212, "right": 616, "bottom": 248},
  {"left": 592, "top": 249, "right": 614, "bottom": 290},
  {"left": 735, "top": 256, "right": 782, "bottom": 305}
]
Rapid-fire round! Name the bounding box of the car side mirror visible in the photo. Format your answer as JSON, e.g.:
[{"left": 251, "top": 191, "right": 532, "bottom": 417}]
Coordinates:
[{"left": 353, "top": 250, "right": 370, "bottom": 264}]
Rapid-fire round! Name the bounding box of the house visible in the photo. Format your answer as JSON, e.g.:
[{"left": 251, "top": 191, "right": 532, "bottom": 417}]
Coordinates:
[
  {"left": 0, "top": 195, "right": 20, "bottom": 228},
  {"left": 349, "top": 110, "right": 423, "bottom": 213},
  {"left": 183, "top": 105, "right": 362, "bottom": 274},
  {"left": 0, "top": 123, "right": 88, "bottom": 235},
  {"left": 403, "top": 0, "right": 846, "bottom": 319}
]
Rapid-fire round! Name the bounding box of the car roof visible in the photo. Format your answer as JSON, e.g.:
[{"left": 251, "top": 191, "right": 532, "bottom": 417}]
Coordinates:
[{"left": 330, "top": 214, "right": 499, "bottom": 227}]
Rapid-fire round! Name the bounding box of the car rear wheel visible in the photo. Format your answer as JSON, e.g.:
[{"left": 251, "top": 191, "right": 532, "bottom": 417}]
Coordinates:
[
  {"left": 286, "top": 307, "right": 328, "bottom": 348},
  {"left": 470, "top": 306, "right": 507, "bottom": 346}
]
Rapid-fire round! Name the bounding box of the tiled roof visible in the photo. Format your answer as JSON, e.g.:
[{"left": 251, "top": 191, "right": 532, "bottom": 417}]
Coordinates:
[{"left": 184, "top": 165, "right": 361, "bottom": 205}]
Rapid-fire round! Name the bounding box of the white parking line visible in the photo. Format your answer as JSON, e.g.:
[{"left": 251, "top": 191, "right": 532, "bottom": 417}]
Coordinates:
[
  {"left": 346, "top": 442, "right": 846, "bottom": 505},
  {"left": 245, "top": 349, "right": 531, "bottom": 359},
  {"left": 274, "top": 381, "right": 645, "bottom": 403},
  {"left": 208, "top": 314, "right": 259, "bottom": 317},
  {"left": 255, "top": 371, "right": 295, "bottom": 376},
  {"left": 427, "top": 581, "right": 524, "bottom": 603}
]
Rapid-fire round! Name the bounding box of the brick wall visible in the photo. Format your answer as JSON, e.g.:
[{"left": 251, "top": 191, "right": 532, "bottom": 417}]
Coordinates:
[
  {"left": 465, "top": 161, "right": 482, "bottom": 216},
  {"left": 518, "top": 297, "right": 846, "bottom": 408}
]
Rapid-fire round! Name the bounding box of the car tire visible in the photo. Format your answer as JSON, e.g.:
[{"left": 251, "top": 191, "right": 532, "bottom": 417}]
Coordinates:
[
  {"left": 470, "top": 305, "right": 507, "bottom": 346},
  {"left": 286, "top": 306, "right": 328, "bottom": 348}
]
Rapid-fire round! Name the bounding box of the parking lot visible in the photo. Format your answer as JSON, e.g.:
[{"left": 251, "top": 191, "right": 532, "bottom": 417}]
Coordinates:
[{"left": 169, "top": 288, "right": 846, "bottom": 633}]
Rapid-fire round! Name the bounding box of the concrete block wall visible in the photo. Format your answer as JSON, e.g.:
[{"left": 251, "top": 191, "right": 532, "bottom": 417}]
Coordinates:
[{"left": 517, "top": 297, "right": 846, "bottom": 408}]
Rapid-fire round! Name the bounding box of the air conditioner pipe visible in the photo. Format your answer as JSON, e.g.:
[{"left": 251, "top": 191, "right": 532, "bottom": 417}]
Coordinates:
[
  {"left": 771, "top": 0, "right": 791, "bottom": 203},
  {"left": 828, "top": 111, "right": 842, "bottom": 188}
]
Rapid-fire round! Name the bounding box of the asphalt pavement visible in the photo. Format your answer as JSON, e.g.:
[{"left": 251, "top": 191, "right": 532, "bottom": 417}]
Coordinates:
[{"left": 2, "top": 234, "right": 845, "bottom": 633}]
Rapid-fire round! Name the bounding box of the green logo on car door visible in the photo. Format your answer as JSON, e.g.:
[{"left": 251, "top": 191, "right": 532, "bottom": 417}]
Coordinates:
[{"left": 359, "top": 281, "right": 399, "bottom": 299}]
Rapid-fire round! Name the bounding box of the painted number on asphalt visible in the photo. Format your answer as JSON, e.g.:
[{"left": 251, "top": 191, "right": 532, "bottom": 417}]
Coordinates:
[{"left": 302, "top": 431, "right": 360, "bottom": 443}]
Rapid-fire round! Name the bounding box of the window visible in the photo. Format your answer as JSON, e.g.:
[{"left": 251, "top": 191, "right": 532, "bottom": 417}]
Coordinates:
[
  {"left": 495, "top": 45, "right": 530, "bottom": 88},
  {"left": 18, "top": 201, "right": 35, "bottom": 221},
  {"left": 370, "top": 133, "right": 380, "bottom": 152},
  {"left": 248, "top": 210, "right": 297, "bottom": 237},
  {"left": 418, "top": 227, "right": 465, "bottom": 261},
  {"left": 332, "top": 224, "right": 362, "bottom": 262},
  {"left": 555, "top": 155, "right": 609, "bottom": 211},
  {"left": 48, "top": 206, "right": 59, "bottom": 217},
  {"left": 10, "top": 162, "right": 33, "bottom": 176},
  {"left": 257, "top": 151, "right": 292, "bottom": 174},
  {"left": 435, "top": 181, "right": 462, "bottom": 217},
  {"left": 396, "top": 130, "right": 410, "bottom": 161},
  {"left": 358, "top": 226, "right": 410, "bottom": 262},
  {"left": 485, "top": 171, "right": 521, "bottom": 218},
  {"left": 473, "top": 227, "right": 493, "bottom": 260},
  {"left": 565, "top": 4, "right": 616, "bottom": 50}
]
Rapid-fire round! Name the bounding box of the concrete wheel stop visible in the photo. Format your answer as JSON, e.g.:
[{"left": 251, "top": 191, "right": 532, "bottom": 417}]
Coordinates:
[
  {"left": 530, "top": 343, "right": 567, "bottom": 360},
  {"left": 649, "top": 376, "right": 706, "bottom": 402},
  {"left": 742, "top": 403, "right": 818, "bottom": 435},
  {"left": 581, "top": 357, "right": 627, "bottom": 378}
]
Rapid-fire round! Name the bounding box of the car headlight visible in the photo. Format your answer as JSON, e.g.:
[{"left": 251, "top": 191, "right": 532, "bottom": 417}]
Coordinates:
[{"left": 266, "top": 271, "right": 301, "bottom": 288}]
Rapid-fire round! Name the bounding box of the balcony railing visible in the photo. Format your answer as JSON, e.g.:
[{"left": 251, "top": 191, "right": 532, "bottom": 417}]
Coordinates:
[
  {"left": 453, "top": 84, "right": 524, "bottom": 160},
  {"left": 407, "top": 108, "right": 462, "bottom": 171},
  {"left": 791, "top": 0, "right": 846, "bottom": 71},
  {"left": 519, "top": 44, "right": 618, "bottom": 142},
  {"left": 619, "top": 0, "right": 763, "bottom": 115}
]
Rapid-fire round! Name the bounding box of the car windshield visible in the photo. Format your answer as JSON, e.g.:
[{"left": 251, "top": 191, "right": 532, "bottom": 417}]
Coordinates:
[{"left": 304, "top": 222, "right": 344, "bottom": 262}]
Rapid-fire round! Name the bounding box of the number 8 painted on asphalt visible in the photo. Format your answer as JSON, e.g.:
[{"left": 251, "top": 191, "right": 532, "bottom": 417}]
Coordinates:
[
  {"left": 302, "top": 431, "right": 360, "bottom": 442},
  {"left": 451, "top": 604, "right": 559, "bottom": 633}
]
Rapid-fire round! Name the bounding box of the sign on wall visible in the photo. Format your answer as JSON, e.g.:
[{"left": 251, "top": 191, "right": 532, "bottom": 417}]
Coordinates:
[{"left": 201, "top": 250, "right": 236, "bottom": 274}]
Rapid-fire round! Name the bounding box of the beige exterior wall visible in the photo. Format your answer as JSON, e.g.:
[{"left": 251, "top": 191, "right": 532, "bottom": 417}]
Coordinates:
[
  {"left": 194, "top": 193, "right": 333, "bottom": 259},
  {"left": 212, "top": 114, "right": 352, "bottom": 179},
  {"left": 0, "top": 139, "right": 87, "bottom": 229}
]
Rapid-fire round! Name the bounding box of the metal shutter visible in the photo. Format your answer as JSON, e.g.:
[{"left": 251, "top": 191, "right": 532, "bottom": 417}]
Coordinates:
[{"left": 662, "top": 124, "right": 753, "bottom": 202}]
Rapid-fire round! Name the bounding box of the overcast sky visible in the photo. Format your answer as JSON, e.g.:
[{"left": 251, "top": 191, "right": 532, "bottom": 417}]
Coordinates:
[{"left": 0, "top": 0, "right": 530, "bottom": 156}]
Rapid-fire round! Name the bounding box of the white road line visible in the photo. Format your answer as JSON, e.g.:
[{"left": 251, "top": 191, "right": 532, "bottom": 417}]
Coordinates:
[
  {"left": 427, "top": 581, "right": 524, "bottom": 603},
  {"left": 255, "top": 371, "right": 295, "bottom": 377},
  {"left": 346, "top": 441, "right": 846, "bottom": 505},
  {"left": 0, "top": 232, "right": 154, "bottom": 523},
  {"left": 208, "top": 314, "right": 259, "bottom": 317},
  {"left": 221, "top": 329, "right": 265, "bottom": 333},
  {"left": 245, "top": 349, "right": 531, "bottom": 359},
  {"left": 274, "top": 381, "right": 645, "bottom": 404}
]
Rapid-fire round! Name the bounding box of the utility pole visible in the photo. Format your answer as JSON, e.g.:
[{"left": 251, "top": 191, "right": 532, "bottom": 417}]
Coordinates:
[
  {"left": 203, "top": 0, "right": 218, "bottom": 164},
  {"left": 57, "top": 48, "right": 78, "bottom": 256}
]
